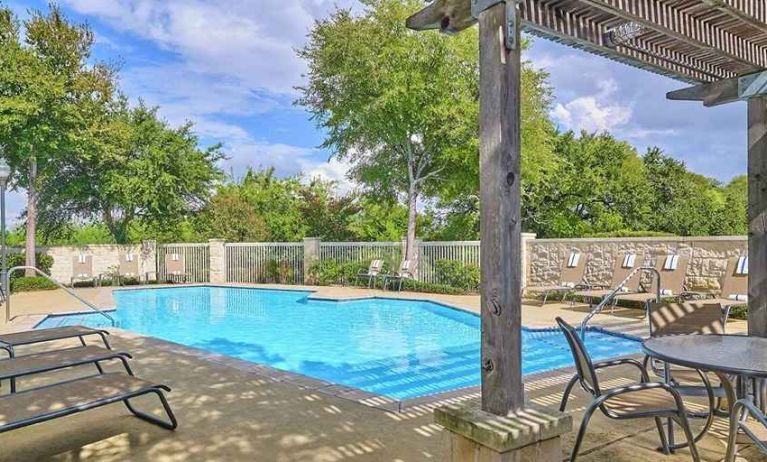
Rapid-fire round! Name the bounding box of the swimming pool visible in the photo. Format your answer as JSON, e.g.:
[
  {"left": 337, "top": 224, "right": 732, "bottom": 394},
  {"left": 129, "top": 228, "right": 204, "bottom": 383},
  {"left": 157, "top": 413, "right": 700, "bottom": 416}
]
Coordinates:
[{"left": 37, "top": 286, "right": 641, "bottom": 400}]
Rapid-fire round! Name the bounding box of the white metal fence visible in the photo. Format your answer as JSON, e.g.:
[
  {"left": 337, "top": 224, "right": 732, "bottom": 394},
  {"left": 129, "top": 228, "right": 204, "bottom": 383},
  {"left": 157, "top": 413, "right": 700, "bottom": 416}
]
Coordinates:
[
  {"left": 226, "top": 243, "right": 304, "bottom": 284},
  {"left": 157, "top": 243, "right": 210, "bottom": 282},
  {"left": 418, "top": 241, "right": 480, "bottom": 285},
  {"left": 320, "top": 242, "right": 403, "bottom": 270}
]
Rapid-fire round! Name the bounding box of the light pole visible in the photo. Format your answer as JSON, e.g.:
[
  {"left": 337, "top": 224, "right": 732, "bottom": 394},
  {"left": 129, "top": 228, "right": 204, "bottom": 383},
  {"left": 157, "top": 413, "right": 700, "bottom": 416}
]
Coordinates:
[{"left": 0, "top": 158, "right": 10, "bottom": 321}]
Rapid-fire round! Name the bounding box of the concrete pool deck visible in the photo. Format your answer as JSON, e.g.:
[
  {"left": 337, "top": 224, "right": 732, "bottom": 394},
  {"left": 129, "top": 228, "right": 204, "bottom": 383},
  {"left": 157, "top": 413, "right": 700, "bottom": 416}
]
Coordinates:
[{"left": 0, "top": 284, "right": 762, "bottom": 461}]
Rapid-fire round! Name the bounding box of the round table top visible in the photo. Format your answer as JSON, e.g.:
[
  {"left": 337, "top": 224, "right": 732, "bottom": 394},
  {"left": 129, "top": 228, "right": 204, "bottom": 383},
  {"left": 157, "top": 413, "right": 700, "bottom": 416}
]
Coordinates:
[{"left": 642, "top": 334, "right": 767, "bottom": 378}]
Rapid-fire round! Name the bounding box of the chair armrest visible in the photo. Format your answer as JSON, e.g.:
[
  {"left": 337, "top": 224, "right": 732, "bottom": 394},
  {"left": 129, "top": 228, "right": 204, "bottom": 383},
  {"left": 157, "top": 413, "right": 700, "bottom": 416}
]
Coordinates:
[{"left": 594, "top": 358, "right": 649, "bottom": 382}]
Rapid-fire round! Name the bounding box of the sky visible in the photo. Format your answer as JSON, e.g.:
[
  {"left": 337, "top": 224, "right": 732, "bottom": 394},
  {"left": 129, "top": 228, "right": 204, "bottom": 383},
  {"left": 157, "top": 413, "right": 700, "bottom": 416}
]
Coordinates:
[{"left": 4, "top": 0, "right": 747, "bottom": 222}]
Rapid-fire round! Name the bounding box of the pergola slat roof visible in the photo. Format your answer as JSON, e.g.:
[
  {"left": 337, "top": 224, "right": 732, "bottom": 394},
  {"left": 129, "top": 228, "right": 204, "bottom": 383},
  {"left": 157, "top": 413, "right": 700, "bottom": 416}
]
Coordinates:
[{"left": 408, "top": 0, "right": 767, "bottom": 84}]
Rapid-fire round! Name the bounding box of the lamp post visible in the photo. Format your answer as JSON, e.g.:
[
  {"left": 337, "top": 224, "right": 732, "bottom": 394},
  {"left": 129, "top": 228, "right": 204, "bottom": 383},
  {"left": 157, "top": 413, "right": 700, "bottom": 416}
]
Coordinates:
[{"left": 0, "top": 158, "right": 10, "bottom": 322}]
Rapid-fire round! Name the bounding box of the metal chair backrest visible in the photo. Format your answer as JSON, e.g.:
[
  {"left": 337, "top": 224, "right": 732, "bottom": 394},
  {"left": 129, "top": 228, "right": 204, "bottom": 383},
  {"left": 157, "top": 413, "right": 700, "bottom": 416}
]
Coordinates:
[
  {"left": 398, "top": 260, "right": 412, "bottom": 277},
  {"left": 721, "top": 256, "right": 748, "bottom": 299},
  {"left": 556, "top": 317, "right": 600, "bottom": 397},
  {"left": 648, "top": 301, "right": 726, "bottom": 337},
  {"left": 647, "top": 255, "right": 689, "bottom": 295},
  {"left": 72, "top": 255, "right": 93, "bottom": 278},
  {"left": 609, "top": 253, "right": 642, "bottom": 292},
  {"left": 119, "top": 253, "right": 139, "bottom": 276},
  {"left": 560, "top": 251, "right": 587, "bottom": 286},
  {"left": 165, "top": 253, "right": 185, "bottom": 275},
  {"left": 368, "top": 259, "right": 383, "bottom": 276}
]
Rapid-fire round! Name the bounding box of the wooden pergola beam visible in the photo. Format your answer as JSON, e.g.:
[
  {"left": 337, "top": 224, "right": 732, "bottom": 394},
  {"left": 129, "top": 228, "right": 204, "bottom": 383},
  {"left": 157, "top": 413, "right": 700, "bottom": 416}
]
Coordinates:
[
  {"left": 667, "top": 69, "right": 767, "bottom": 106},
  {"left": 579, "top": 0, "right": 767, "bottom": 69},
  {"left": 407, "top": 0, "right": 733, "bottom": 83},
  {"left": 701, "top": 0, "right": 767, "bottom": 35}
]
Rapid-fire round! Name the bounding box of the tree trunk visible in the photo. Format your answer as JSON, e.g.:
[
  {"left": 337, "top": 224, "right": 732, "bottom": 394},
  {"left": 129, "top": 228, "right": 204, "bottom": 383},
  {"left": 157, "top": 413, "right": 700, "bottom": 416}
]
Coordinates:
[
  {"left": 406, "top": 183, "right": 418, "bottom": 264},
  {"left": 25, "top": 157, "right": 37, "bottom": 276}
]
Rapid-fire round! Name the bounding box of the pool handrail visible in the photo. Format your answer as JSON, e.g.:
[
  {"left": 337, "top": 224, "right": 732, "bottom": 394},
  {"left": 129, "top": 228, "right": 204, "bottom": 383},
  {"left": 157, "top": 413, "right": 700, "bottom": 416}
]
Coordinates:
[
  {"left": 4, "top": 265, "right": 116, "bottom": 326},
  {"left": 580, "top": 265, "right": 660, "bottom": 337}
]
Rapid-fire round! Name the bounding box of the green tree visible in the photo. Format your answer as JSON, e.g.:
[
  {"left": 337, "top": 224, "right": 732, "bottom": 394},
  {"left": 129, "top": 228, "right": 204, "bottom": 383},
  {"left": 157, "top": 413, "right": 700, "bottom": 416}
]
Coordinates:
[
  {"left": 346, "top": 196, "right": 410, "bottom": 241},
  {"left": 196, "top": 188, "right": 268, "bottom": 242},
  {"left": 37, "top": 103, "right": 224, "bottom": 243},
  {"left": 715, "top": 175, "right": 747, "bottom": 235},
  {"left": 297, "top": 0, "right": 479, "bottom": 263},
  {"left": 0, "top": 4, "right": 116, "bottom": 272},
  {"left": 297, "top": 179, "right": 360, "bottom": 241}
]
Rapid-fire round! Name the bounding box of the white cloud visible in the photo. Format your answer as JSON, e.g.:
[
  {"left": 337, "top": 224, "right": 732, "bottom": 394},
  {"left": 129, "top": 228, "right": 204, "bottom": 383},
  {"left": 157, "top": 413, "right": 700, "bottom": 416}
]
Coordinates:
[
  {"left": 300, "top": 157, "right": 355, "bottom": 194},
  {"left": 552, "top": 78, "right": 632, "bottom": 133}
]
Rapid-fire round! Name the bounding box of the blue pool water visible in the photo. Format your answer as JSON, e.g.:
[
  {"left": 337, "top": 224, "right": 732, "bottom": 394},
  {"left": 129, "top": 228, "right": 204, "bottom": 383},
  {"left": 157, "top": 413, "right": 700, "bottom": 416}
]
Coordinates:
[{"left": 37, "top": 287, "right": 640, "bottom": 399}]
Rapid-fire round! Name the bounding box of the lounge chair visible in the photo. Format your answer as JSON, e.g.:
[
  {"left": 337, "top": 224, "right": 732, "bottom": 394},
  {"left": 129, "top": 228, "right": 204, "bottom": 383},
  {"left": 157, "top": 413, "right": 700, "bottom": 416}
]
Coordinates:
[
  {"left": 614, "top": 254, "right": 690, "bottom": 315},
  {"left": 556, "top": 317, "right": 701, "bottom": 462},
  {"left": 71, "top": 254, "right": 100, "bottom": 287},
  {"left": 0, "top": 345, "right": 132, "bottom": 392},
  {"left": 117, "top": 252, "right": 141, "bottom": 284},
  {"left": 383, "top": 260, "right": 413, "bottom": 291},
  {"left": 526, "top": 250, "right": 588, "bottom": 305},
  {"left": 356, "top": 260, "right": 383, "bottom": 289},
  {"left": 695, "top": 256, "right": 748, "bottom": 311},
  {"left": 0, "top": 373, "right": 177, "bottom": 432},
  {"left": 574, "top": 252, "right": 642, "bottom": 306},
  {"left": 146, "top": 253, "right": 191, "bottom": 284},
  {"left": 0, "top": 326, "right": 111, "bottom": 358}
]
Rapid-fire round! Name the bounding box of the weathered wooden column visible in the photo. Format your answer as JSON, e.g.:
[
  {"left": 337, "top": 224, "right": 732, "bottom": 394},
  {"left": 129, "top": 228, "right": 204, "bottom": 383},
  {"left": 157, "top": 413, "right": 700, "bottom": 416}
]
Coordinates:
[
  {"left": 749, "top": 97, "right": 767, "bottom": 337},
  {"left": 407, "top": 1, "right": 571, "bottom": 460},
  {"left": 478, "top": 1, "right": 523, "bottom": 414}
]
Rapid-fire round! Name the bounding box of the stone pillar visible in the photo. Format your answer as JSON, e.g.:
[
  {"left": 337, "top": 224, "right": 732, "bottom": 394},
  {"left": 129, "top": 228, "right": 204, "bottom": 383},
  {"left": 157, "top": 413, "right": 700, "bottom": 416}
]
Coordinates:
[
  {"left": 521, "top": 233, "right": 536, "bottom": 289},
  {"left": 435, "top": 399, "right": 571, "bottom": 462},
  {"left": 303, "top": 238, "right": 321, "bottom": 284},
  {"left": 208, "top": 239, "right": 227, "bottom": 284}
]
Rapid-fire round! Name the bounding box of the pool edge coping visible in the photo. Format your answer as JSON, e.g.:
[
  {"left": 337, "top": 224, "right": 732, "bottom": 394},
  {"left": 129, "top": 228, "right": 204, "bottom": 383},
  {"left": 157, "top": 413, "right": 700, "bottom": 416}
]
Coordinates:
[{"left": 33, "top": 284, "right": 643, "bottom": 413}]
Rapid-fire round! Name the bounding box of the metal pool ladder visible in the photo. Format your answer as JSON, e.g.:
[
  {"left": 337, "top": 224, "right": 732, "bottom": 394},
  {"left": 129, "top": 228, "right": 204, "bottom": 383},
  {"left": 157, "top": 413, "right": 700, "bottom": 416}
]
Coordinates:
[
  {"left": 580, "top": 265, "right": 661, "bottom": 337},
  {"left": 4, "top": 265, "right": 116, "bottom": 326}
]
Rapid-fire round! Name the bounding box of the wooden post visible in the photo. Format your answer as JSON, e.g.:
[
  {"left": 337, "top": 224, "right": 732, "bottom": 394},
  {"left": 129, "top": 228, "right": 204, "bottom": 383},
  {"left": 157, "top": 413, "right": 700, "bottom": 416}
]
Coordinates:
[
  {"left": 479, "top": 1, "right": 523, "bottom": 414},
  {"left": 749, "top": 97, "right": 767, "bottom": 337}
]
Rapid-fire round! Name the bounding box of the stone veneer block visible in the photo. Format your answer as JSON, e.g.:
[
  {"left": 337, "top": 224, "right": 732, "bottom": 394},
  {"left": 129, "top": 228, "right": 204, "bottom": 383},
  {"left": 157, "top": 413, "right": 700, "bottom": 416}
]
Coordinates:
[{"left": 435, "top": 398, "right": 571, "bottom": 458}]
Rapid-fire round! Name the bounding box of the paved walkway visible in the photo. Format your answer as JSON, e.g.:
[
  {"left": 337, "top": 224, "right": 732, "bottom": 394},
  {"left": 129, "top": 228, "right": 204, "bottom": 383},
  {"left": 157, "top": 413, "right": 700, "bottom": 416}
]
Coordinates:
[{"left": 0, "top": 284, "right": 760, "bottom": 461}]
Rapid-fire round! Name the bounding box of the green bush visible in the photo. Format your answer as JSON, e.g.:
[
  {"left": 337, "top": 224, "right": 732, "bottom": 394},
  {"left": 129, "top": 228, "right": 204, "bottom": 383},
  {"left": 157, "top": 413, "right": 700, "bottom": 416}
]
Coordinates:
[
  {"left": 584, "top": 230, "right": 675, "bottom": 238},
  {"left": 729, "top": 304, "right": 748, "bottom": 320},
  {"left": 11, "top": 276, "right": 58, "bottom": 292},
  {"left": 308, "top": 259, "right": 368, "bottom": 286},
  {"left": 401, "top": 279, "right": 468, "bottom": 295},
  {"left": 434, "top": 260, "right": 480, "bottom": 292},
  {"left": 6, "top": 252, "right": 54, "bottom": 277}
]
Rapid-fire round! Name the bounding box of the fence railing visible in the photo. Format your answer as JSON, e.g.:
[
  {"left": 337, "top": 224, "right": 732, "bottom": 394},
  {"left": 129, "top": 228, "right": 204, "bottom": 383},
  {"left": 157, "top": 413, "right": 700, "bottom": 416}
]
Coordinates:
[
  {"left": 226, "top": 243, "right": 304, "bottom": 284},
  {"left": 418, "top": 241, "right": 480, "bottom": 285},
  {"left": 320, "top": 242, "right": 403, "bottom": 270},
  {"left": 157, "top": 243, "right": 210, "bottom": 283}
]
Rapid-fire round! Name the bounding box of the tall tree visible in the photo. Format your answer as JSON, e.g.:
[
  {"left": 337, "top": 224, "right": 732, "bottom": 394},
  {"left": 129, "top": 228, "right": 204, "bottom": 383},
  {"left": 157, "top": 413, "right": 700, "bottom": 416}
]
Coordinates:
[
  {"left": 0, "top": 4, "right": 115, "bottom": 273},
  {"left": 297, "top": 0, "right": 479, "bottom": 264},
  {"left": 37, "top": 103, "right": 224, "bottom": 243}
]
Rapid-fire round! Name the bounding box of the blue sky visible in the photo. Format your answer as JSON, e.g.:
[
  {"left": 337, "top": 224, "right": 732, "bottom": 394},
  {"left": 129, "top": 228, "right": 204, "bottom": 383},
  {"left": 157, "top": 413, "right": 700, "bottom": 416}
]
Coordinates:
[{"left": 4, "top": 0, "right": 746, "bottom": 221}]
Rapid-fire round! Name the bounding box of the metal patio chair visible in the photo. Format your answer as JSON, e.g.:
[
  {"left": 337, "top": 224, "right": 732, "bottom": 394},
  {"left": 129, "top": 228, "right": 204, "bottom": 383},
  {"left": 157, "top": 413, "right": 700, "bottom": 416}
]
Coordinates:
[
  {"left": 726, "top": 393, "right": 767, "bottom": 461},
  {"left": 556, "top": 317, "right": 701, "bottom": 462},
  {"left": 356, "top": 260, "right": 383, "bottom": 288}
]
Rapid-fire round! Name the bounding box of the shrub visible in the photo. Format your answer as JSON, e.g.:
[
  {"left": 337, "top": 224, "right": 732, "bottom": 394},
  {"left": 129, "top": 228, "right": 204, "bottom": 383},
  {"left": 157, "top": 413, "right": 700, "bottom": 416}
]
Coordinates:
[
  {"left": 308, "top": 259, "right": 368, "bottom": 286},
  {"left": 434, "top": 260, "right": 480, "bottom": 292},
  {"left": 729, "top": 304, "right": 747, "bottom": 320},
  {"left": 11, "top": 276, "right": 58, "bottom": 292},
  {"left": 401, "top": 279, "right": 468, "bottom": 295},
  {"left": 6, "top": 252, "right": 54, "bottom": 278},
  {"left": 584, "top": 230, "right": 675, "bottom": 238}
]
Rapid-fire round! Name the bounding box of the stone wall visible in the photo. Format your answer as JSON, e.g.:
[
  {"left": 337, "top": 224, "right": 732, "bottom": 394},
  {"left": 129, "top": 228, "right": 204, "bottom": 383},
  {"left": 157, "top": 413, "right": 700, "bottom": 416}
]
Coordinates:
[
  {"left": 526, "top": 236, "right": 747, "bottom": 292},
  {"left": 41, "top": 241, "right": 157, "bottom": 284}
]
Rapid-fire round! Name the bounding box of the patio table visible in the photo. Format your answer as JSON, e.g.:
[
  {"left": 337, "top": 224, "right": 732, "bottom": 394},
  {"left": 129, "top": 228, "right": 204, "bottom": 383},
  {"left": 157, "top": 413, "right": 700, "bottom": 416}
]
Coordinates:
[{"left": 643, "top": 334, "right": 767, "bottom": 456}]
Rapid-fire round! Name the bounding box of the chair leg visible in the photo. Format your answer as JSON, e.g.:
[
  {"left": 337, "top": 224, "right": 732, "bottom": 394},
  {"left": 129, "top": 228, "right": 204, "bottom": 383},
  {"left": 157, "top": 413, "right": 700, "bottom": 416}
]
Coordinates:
[
  {"left": 725, "top": 402, "right": 745, "bottom": 462},
  {"left": 570, "top": 401, "right": 598, "bottom": 462},
  {"left": 674, "top": 414, "right": 701, "bottom": 462},
  {"left": 123, "top": 389, "right": 178, "bottom": 430},
  {"left": 560, "top": 374, "right": 579, "bottom": 412},
  {"left": 542, "top": 291, "right": 549, "bottom": 306},
  {"left": 654, "top": 417, "right": 670, "bottom": 455}
]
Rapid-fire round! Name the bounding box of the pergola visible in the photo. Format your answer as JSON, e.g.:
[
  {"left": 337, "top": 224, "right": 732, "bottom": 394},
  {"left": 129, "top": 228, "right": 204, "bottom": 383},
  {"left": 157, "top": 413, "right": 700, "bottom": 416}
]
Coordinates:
[{"left": 406, "top": 1, "right": 767, "bottom": 458}]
